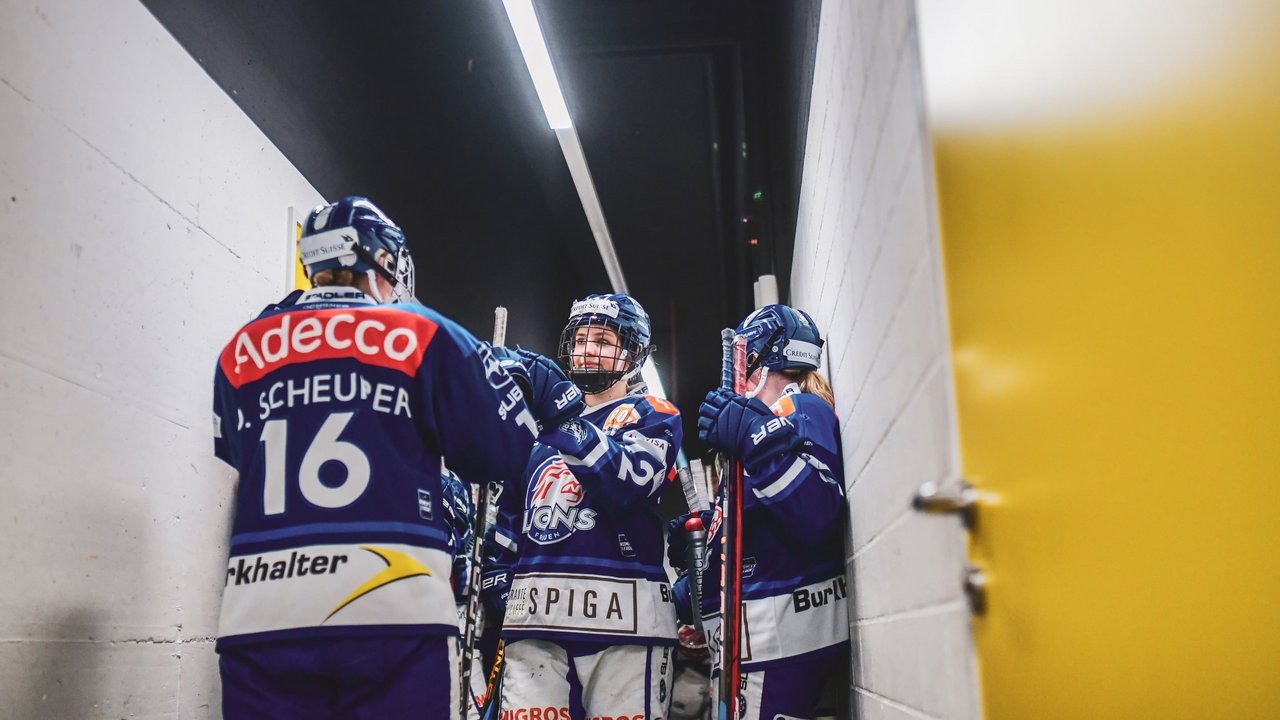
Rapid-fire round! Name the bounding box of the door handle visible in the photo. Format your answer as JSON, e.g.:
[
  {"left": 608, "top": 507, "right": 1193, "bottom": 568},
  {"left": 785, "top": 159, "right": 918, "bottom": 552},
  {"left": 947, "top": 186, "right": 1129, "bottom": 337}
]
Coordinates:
[{"left": 913, "top": 479, "right": 978, "bottom": 528}]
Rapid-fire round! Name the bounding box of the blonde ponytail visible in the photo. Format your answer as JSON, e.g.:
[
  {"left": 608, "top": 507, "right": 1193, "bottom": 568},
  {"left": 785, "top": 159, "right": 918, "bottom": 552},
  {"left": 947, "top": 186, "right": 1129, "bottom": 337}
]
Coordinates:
[
  {"left": 786, "top": 369, "right": 835, "bottom": 408},
  {"left": 310, "top": 268, "right": 358, "bottom": 287}
]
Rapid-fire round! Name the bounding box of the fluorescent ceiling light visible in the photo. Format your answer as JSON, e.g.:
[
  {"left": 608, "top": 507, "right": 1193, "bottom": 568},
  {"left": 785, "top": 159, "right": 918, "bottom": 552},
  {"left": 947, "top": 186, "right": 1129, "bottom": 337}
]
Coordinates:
[
  {"left": 556, "top": 126, "right": 628, "bottom": 292},
  {"left": 503, "top": 0, "right": 629, "bottom": 292},
  {"left": 502, "top": 0, "right": 573, "bottom": 130},
  {"left": 640, "top": 358, "right": 667, "bottom": 400}
]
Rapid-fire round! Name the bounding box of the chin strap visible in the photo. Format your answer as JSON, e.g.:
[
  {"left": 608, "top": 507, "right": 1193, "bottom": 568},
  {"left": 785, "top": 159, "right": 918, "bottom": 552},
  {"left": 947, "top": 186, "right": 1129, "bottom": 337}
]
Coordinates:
[
  {"left": 619, "top": 349, "right": 648, "bottom": 388},
  {"left": 743, "top": 365, "right": 769, "bottom": 399},
  {"left": 348, "top": 237, "right": 412, "bottom": 304},
  {"left": 364, "top": 269, "right": 386, "bottom": 303}
]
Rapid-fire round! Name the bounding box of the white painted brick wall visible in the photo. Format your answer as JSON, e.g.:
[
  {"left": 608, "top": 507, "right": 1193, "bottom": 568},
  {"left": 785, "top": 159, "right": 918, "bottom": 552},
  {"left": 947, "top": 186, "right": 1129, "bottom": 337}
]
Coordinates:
[
  {"left": 791, "top": 1, "right": 979, "bottom": 718},
  {"left": 0, "top": 0, "right": 322, "bottom": 717}
]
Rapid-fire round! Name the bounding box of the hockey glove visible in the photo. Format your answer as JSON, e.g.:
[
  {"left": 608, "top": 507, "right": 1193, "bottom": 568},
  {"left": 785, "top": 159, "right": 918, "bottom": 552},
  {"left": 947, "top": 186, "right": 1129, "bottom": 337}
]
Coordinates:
[
  {"left": 480, "top": 568, "right": 511, "bottom": 616},
  {"left": 666, "top": 510, "right": 715, "bottom": 572},
  {"left": 489, "top": 345, "right": 532, "bottom": 398},
  {"left": 698, "top": 388, "right": 802, "bottom": 473},
  {"left": 491, "top": 347, "right": 585, "bottom": 431}
]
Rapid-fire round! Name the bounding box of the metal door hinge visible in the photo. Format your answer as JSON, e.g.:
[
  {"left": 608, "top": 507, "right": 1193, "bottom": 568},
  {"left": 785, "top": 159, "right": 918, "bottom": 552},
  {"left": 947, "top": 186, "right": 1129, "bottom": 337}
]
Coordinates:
[{"left": 964, "top": 566, "right": 988, "bottom": 616}]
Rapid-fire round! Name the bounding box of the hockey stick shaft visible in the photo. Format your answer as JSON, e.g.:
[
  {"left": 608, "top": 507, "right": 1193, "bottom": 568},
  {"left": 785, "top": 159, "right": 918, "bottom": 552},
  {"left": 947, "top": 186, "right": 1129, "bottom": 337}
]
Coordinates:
[
  {"left": 459, "top": 307, "right": 509, "bottom": 719},
  {"left": 492, "top": 306, "right": 508, "bottom": 348},
  {"left": 717, "top": 329, "right": 747, "bottom": 720}
]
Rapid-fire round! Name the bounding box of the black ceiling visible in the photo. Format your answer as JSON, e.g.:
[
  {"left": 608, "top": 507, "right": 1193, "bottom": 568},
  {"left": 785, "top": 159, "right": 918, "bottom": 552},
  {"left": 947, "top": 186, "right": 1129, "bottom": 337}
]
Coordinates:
[{"left": 143, "top": 0, "right": 819, "bottom": 456}]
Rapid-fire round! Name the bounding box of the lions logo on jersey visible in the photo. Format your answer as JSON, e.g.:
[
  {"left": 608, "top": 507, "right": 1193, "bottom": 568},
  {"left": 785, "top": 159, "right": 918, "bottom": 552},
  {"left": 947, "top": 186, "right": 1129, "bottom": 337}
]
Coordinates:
[{"left": 523, "top": 457, "right": 598, "bottom": 545}]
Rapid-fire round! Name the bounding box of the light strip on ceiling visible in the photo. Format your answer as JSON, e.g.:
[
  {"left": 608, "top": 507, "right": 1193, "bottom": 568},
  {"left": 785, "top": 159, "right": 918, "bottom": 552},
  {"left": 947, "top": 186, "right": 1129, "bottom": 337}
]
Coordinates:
[
  {"left": 502, "top": 0, "right": 628, "bottom": 294},
  {"left": 501, "top": 0, "right": 573, "bottom": 129},
  {"left": 554, "top": 126, "right": 629, "bottom": 294},
  {"left": 502, "top": 0, "right": 669, "bottom": 400}
]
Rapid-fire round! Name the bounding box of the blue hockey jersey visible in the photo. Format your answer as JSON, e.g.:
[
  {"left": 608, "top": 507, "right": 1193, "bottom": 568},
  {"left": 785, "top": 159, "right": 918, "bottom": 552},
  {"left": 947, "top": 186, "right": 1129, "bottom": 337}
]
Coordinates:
[
  {"left": 680, "top": 385, "right": 849, "bottom": 671},
  {"left": 490, "top": 393, "right": 683, "bottom": 645},
  {"left": 211, "top": 287, "right": 536, "bottom": 649}
]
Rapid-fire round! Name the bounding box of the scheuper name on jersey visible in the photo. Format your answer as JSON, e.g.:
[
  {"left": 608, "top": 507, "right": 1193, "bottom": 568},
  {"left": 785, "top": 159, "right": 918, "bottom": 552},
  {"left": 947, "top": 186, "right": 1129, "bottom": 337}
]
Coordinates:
[
  {"left": 220, "top": 308, "right": 438, "bottom": 388},
  {"left": 256, "top": 371, "right": 412, "bottom": 421},
  {"left": 523, "top": 457, "right": 597, "bottom": 545}
]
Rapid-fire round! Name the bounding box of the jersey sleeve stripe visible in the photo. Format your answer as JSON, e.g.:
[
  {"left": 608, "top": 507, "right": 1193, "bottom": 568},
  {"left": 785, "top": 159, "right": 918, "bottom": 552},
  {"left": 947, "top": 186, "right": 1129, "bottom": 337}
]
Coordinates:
[
  {"left": 560, "top": 422, "right": 611, "bottom": 467},
  {"left": 753, "top": 456, "right": 809, "bottom": 500},
  {"left": 494, "top": 528, "right": 519, "bottom": 553},
  {"left": 230, "top": 520, "right": 447, "bottom": 549}
]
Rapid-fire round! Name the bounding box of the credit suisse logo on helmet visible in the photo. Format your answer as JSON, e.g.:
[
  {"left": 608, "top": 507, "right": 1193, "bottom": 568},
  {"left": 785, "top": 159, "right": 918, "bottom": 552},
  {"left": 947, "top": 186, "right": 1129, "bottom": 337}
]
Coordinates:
[
  {"left": 219, "top": 308, "right": 438, "bottom": 389},
  {"left": 569, "top": 297, "right": 621, "bottom": 319}
]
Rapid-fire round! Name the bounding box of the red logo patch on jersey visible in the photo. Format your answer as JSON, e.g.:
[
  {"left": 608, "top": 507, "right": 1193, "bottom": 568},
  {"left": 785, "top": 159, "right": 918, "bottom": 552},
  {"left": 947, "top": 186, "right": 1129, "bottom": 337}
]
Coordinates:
[
  {"left": 219, "top": 308, "right": 438, "bottom": 388},
  {"left": 532, "top": 460, "right": 579, "bottom": 504}
]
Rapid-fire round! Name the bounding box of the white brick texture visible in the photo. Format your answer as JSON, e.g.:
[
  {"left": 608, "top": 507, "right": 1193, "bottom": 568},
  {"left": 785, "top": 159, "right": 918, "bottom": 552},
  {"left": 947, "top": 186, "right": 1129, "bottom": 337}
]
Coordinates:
[
  {"left": 0, "top": 0, "right": 322, "bottom": 716},
  {"left": 791, "top": 1, "right": 979, "bottom": 717}
]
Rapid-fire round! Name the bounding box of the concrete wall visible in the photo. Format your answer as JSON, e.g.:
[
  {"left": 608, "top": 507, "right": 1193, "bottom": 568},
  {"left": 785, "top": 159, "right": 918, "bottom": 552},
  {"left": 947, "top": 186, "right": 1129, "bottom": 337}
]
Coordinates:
[
  {"left": 789, "top": 1, "right": 980, "bottom": 718},
  {"left": 0, "top": 0, "right": 322, "bottom": 716}
]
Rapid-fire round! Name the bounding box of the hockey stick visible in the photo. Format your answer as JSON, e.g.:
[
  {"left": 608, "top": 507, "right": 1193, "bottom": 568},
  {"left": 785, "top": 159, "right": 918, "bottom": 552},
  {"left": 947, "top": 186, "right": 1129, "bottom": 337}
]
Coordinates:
[
  {"left": 459, "top": 307, "right": 509, "bottom": 720},
  {"left": 717, "top": 329, "right": 747, "bottom": 720},
  {"left": 478, "top": 639, "right": 505, "bottom": 720},
  {"left": 677, "top": 465, "right": 709, "bottom": 633}
]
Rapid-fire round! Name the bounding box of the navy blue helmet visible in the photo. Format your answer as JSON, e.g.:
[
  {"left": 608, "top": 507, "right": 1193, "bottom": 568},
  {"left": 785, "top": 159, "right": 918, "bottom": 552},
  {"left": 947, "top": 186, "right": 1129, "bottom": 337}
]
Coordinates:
[
  {"left": 736, "top": 304, "right": 824, "bottom": 375},
  {"left": 558, "top": 293, "right": 653, "bottom": 394},
  {"left": 298, "top": 196, "right": 415, "bottom": 303}
]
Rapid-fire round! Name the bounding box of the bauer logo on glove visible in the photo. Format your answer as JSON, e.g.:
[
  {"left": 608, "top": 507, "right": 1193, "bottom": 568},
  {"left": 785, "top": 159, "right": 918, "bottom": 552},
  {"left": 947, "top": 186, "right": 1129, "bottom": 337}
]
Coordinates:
[
  {"left": 750, "top": 416, "right": 794, "bottom": 446},
  {"left": 697, "top": 387, "right": 803, "bottom": 472},
  {"left": 554, "top": 384, "right": 583, "bottom": 410}
]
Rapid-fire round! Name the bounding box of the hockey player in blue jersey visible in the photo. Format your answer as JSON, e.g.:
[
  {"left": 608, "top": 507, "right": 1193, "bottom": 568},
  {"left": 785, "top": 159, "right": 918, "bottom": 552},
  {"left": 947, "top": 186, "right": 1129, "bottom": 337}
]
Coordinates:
[
  {"left": 211, "top": 196, "right": 582, "bottom": 719},
  {"left": 671, "top": 304, "right": 848, "bottom": 720},
  {"left": 483, "top": 294, "right": 683, "bottom": 719}
]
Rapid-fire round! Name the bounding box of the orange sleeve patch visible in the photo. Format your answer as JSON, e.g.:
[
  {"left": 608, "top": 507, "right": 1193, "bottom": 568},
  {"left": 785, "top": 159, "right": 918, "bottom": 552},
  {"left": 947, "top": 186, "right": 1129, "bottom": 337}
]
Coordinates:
[
  {"left": 645, "top": 395, "right": 680, "bottom": 416},
  {"left": 603, "top": 404, "right": 641, "bottom": 432},
  {"left": 771, "top": 394, "right": 797, "bottom": 418}
]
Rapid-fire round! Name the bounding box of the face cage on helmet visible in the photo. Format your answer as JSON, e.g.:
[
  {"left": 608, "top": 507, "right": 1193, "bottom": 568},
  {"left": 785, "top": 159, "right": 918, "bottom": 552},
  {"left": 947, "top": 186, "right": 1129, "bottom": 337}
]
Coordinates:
[
  {"left": 391, "top": 245, "right": 415, "bottom": 302},
  {"left": 558, "top": 318, "right": 647, "bottom": 394}
]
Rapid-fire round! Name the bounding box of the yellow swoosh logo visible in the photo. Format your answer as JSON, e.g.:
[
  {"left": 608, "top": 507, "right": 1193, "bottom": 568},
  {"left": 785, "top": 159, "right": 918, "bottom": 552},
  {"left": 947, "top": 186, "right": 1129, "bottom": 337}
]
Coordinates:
[{"left": 324, "top": 546, "right": 432, "bottom": 622}]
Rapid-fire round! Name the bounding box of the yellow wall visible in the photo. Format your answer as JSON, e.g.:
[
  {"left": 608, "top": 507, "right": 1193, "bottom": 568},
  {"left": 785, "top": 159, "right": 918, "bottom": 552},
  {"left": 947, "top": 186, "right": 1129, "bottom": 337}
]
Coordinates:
[
  {"left": 294, "top": 219, "right": 312, "bottom": 291},
  {"left": 929, "top": 2, "right": 1280, "bottom": 717}
]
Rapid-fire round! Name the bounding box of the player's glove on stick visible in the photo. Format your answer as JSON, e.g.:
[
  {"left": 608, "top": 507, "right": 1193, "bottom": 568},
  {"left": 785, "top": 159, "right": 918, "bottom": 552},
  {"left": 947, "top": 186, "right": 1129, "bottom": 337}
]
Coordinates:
[
  {"left": 491, "top": 347, "right": 584, "bottom": 431},
  {"left": 666, "top": 510, "right": 716, "bottom": 572},
  {"left": 698, "top": 388, "right": 802, "bottom": 473}
]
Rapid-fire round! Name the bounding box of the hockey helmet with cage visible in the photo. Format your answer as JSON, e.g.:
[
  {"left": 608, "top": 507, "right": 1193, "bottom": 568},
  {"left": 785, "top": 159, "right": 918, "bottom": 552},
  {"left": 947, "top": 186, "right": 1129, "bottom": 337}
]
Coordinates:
[
  {"left": 736, "top": 304, "right": 824, "bottom": 376},
  {"left": 298, "top": 196, "right": 415, "bottom": 303},
  {"left": 558, "top": 293, "right": 653, "bottom": 394}
]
